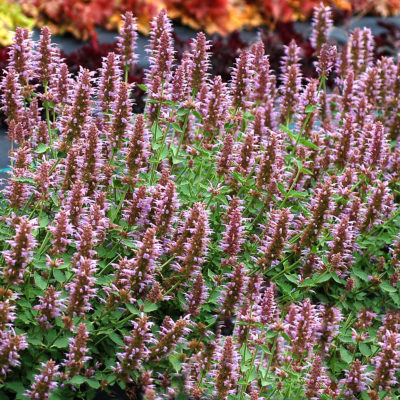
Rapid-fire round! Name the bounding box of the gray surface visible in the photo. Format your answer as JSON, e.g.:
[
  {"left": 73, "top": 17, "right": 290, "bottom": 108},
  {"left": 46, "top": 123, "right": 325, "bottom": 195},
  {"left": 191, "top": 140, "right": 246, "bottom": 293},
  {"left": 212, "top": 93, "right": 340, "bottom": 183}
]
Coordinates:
[
  {"left": 48, "top": 25, "right": 199, "bottom": 69},
  {"left": 0, "top": 127, "right": 10, "bottom": 171}
]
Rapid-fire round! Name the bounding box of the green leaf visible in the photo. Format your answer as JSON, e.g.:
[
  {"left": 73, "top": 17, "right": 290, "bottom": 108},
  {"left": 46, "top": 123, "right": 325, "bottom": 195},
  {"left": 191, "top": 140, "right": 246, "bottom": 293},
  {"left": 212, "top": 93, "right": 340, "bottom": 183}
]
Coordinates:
[
  {"left": 34, "top": 272, "right": 47, "bottom": 290},
  {"left": 298, "top": 277, "right": 312, "bottom": 287},
  {"left": 151, "top": 123, "right": 163, "bottom": 140},
  {"left": 52, "top": 336, "right": 70, "bottom": 349},
  {"left": 35, "top": 143, "right": 50, "bottom": 154},
  {"left": 137, "top": 84, "right": 148, "bottom": 92},
  {"left": 177, "top": 107, "right": 189, "bottom": 116},
  {"left": 192, "top": 110, "right": 202, "bottom": 120},
  {"left": 69, "top": 376, "right": 86, "bottom": 386},
  {"left": 281, "top": 125, "right": 319, "bottom": 150},
  {"left": 240, "top": 345, "right": 253, "bottom": 362},
  {"left": 109, "top": 332, "right": 124, "bottom": 346},
  {"left": 380, "top": 281, "right": 396, "bottom": 293},
  {"left": 51, "top": 193, "right": 59, "bottom": 206},
  {"left": 159, "top": 146, "right": 169, "bottom": 159},
  {"left": 5, "top": 381, "right": 25, "bottom": 396},
  {"left": 280, "top": 125, "right": 294, "bottom": 135},
  {"left": 86, "top": 379, "right": 100, "bottom": 389},
  {"left": 122, "top": 239, "right": 137, "bottom": 249},
  {"left": 340, "top": 346, "right": 353, "bottom": 364},
  {"left": 39, "top": 214, "right": 49, "bottom": 228},
  {"left": 294, "top": 158, "right": 303, "bottom": 169},
  {"left": 12, "top": 176, "right": 36, "bottom": 185},
  {"left": 169, "top": 353, "right": 182, "bottom": 373},
  {"left": 297, "top": 137, "right": 319, "bottom": 150},
  {"left": 143, "top": 301, "right": 158, "bottom": 313},
  {"left": 314, "top": 272, "right": 331, "bottom": 284},
  {"left": 172, "top": 157, "right": 185, "bottom": 165},
  {"left": 43, "top": 100, "right": 55, "bottom": 108},
  {"left": 126, "top": 303, "right": 140, "bottom": 315},
  {"left": 352, "top": 268, "right": 368, "bottom": 282},
  {"left": 301, "top": 167, "right": 313, "bottom": 175},
  {"left": 305, "top": 104, "right": 317, "bottom": 113},
  {"left": 288, "top": 190, "right": 308, "bottom": 198},
  {"left": 53, "top": 269, "right": 66, "bottom": 283},
  {"left": 359, "top": 343, "right": 371, "bottom": 357},
  {"left": 27, "top": 335, "right": 43, "bottom": 346},
  {"left": 277, "top": 182, "right": 287, "bottom": 196},
  {"left": 284, "top": 274, "right": 299, "bottom": 284},
  {"left": 172, "top": 122, "right": 183, "bottom": 132}
]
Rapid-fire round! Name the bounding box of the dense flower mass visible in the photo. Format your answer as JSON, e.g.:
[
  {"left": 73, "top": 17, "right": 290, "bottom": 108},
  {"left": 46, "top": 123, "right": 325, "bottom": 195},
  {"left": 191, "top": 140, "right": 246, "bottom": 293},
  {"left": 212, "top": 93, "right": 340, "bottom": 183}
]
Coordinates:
[{"left": 1, "top": 6, "right": 400, "bottom": 399}]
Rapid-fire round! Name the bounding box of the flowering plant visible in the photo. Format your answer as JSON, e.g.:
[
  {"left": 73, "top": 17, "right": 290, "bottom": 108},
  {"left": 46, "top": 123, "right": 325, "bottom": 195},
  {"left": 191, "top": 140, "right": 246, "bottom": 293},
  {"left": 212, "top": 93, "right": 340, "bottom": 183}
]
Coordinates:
[{"left": 2, "top": 6, "right": 400, "bottom": 400}]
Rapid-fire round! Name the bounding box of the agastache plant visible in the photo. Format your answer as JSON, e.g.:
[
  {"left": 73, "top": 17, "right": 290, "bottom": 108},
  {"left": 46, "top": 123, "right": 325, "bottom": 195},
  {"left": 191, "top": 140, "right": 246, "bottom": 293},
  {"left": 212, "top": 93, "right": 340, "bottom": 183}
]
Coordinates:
[{"left": 1, "top": 8, "right": 400, "bottom": 400}]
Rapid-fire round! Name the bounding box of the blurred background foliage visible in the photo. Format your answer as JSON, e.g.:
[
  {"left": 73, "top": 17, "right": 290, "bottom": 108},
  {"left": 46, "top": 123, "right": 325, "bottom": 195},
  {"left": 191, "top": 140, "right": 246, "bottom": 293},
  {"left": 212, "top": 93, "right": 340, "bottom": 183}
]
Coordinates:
[{"left": 0, "top": 0, "right": 394, "bottom": 44}]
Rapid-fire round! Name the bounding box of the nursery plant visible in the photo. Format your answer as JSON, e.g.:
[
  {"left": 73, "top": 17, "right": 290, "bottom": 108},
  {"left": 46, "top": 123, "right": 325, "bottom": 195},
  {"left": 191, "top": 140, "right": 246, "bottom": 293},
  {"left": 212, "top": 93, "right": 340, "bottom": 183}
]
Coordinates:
[{"left": 1, "top": 5, "right": 400, "bottom": 400}]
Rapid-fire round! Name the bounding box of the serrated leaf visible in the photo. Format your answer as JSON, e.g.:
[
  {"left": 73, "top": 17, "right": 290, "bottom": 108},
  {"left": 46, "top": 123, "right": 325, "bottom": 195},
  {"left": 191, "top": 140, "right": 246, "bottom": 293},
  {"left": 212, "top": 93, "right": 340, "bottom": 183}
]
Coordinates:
[
  {"left": 169, "top": 353, "right": 182, "bottom": 373},
  {"left": 288, "top": 190, "right": 308, "bottom": 198},
  {"left": 284, "top": 274, "right": 298, "bottom": 284},
  {"left": 53, "top": 269, "right": 66, "bottom": 283},
  {"left": 96, "top": 276, "right": 113, "bottom": 286},
  {"left": 352, "top": 268, "right": 368, "bottom": 282},
  {"left": 12, "top": 176, "right": 36, "bottom": 185},
  {"left": 314, "top": 272, "right": 331, "bottom": 284},
  {"left": 34, "top": 272, "right": 47, "bottom": 290},
  {"left": 280, "top": 125, "right": 294, "bottom": 135},
  {"left": 330, "top": 272, "right": 344, "bottom": 284},
  {"left": 298, "top": 277, "right": 312, "bottom": 287},
  {"left": 109, "top": 332, "right": 124, "bottom": 346},
  {"left": 359, "top": 343, "right": 371, "bottom": 357},
  {"left": 298, "top": 137, "right": 319, "bottom": 150},
  {"left": 122, "top": 239, "right": 137, "bottom": 249},
  {"left": 27, "top": 335, "right": 43, "bottom": 346},
  {"left": 240, "top": 345, "right": 253, "bottom": 362},
  {"left": 340, "top": 346, "right": 353, "bottom": 364},
  {"left": 301, "top": 167, "right": 313, "bottom": 175},
  {"left": 379, "top": 281, "right": 396, "bottom": 293},
  {"left": 52, "top": 337, "right": 70, "bottom": 349}
]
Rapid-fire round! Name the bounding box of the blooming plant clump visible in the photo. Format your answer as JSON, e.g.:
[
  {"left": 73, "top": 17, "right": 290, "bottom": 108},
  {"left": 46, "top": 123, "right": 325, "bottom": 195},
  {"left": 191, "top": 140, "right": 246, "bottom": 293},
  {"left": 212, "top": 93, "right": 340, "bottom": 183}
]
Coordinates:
[{"left": 2, "top": 5, "right": 400, "bottom": 399}]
